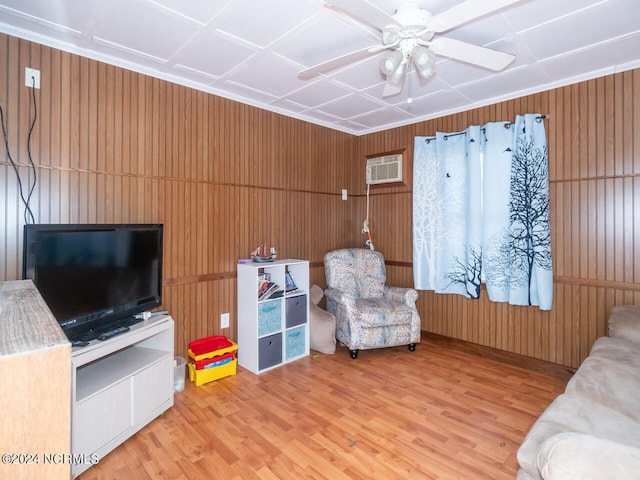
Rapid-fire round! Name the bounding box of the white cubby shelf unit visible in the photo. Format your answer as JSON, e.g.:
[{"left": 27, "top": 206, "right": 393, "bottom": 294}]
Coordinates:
[{"left": 237, "top": 259, "right": 310, "bottom": 374}]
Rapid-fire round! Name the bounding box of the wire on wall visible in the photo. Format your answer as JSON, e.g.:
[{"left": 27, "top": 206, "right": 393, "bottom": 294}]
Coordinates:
[
  {"left": 1, "top": 74, "right": 38, "bottom": 224},
  {"left": 362, "top": 183, "right": 375, "bottom": 250}
]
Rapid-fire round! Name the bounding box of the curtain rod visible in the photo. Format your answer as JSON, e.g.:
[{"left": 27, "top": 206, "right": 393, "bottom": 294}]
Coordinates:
[{"left": 423, "top": 115, "right": 550, "bottom": 141}]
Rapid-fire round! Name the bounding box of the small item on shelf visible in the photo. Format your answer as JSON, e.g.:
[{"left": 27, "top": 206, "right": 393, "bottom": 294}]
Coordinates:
[
  {"left": 285, "top": 271, "right": 298, "bottom": 294},
  {"left": 250, "top": 243, "right": 277, "bottom": 262},
  {"left": 258, "top": 281, "right": 283, "bottom": 300},
  {"left": 258, "top": 273, "right": 271, "bottom": 298}
]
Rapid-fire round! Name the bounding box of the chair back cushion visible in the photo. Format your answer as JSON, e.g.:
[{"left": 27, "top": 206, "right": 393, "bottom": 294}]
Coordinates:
[{"left": 324, "top": 248, "right": 386, "bottom": 298}]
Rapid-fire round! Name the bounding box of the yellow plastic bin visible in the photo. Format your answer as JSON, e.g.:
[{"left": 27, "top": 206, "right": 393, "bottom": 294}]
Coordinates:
[
  {"left": 188, "top": 359, "right": 238, "bottom": 387},
  {"left": 187, "top": 336, "right": 238, "bottom": 387}
]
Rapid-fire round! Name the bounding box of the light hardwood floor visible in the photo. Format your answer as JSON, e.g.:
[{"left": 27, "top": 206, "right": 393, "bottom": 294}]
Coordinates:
[{"left": 79, "top": 338, "right": 566, "bottom": 480}]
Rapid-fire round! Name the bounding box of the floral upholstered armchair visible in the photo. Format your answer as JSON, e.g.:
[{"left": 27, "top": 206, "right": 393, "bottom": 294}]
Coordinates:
[{"left": 323, "top": 248, "right": 421, "bottom": 359}]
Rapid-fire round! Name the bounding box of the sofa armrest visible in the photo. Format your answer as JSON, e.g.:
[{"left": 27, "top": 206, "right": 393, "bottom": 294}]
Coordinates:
[
  {"left": 384, "top": 286, "right": 418, "bottom": 307},
  {"left": 608, "top": 305, "right": 640, "bottom": 345},
  {"left": 538, "top": 432, "right": 640, "bottom": 480}
]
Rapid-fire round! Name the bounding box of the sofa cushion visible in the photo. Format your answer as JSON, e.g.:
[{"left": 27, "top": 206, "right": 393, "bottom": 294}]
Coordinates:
[
  {"left": 608, "top": 305, "right": 640, "bottom": 345},
  {"left": 517, "top": 394, "right": 640, "bottom": 480},
  {"left": 516, "top": 469, "right": 537, "bottom": 480},
  {"left": 538, "top": 432, "right": 640, "bottom": 480},
  {"left": 565, "top": 338, "right": 640, "bottom": 421},
  {"left": 588, "top": 336, "right": 640, "bottom": 364}
]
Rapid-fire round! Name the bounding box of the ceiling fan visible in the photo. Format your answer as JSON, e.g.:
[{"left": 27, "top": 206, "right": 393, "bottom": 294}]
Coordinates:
[{"left": 299, "top": 0, "right": 521, "bottom": 98}]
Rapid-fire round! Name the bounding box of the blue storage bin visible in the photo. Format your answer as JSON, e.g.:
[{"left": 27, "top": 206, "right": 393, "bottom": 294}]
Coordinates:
[
  {"left": 258, "top": 300, "right": 282, "bottom": 336},
  {"left": 286, "top": 325, "right": 306, "bottom": 361}
]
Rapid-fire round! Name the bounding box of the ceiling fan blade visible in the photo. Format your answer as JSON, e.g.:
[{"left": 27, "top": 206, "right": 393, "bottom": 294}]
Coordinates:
[
  {"left": 298, "top": 45, "right": 381, "bottom": 79},
  {"left": 430, "top": 37, "right": 515, "bottom": 71},
  {"left": 325, "top": 0, "right": 401, "bottom": 32},
  {"left": 382, "top": 81, "right": 403, "bottom": 98},
  {"left": 428, "top": 0, "right": 522, "bottom": 33}
]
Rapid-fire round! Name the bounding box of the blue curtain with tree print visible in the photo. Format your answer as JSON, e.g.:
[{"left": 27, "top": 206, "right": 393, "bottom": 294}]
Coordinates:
[
  {"left": 412, "top": 126, "right": 482, "bottom": 298},
  {"left": 413, "top": 114, "right": 553, "bottom": 310}
]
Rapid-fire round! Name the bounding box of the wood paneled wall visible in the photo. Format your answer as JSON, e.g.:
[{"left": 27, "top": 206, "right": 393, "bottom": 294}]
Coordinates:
[
  {"left": 0, "top": 34, "right": 358, "bottom": 358},
  {"left": 1, "top": 33, "right": 638, "bottom": 367},
  {"left": 355, "top": 71, "right": 640, "bottom": 368}
]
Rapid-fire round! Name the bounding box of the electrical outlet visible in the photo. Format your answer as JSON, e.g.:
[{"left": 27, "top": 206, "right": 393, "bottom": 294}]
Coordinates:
[
  {"left": 342, "top": 189, "right": 348, "bottom": 200},
  {"left": 220, "top": 313, "right": 230, "bottom": 329},
  {"left": 25, "top": 67, "right": 40, "bottom": 89}
]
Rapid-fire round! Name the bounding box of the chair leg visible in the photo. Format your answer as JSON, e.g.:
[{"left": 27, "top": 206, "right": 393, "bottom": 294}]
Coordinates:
[
  {"left": 408, "top": 343, "right": 416, "bottom": 352},
  {"left": 350, "top": 349, "right": 359, "bottom": 359}
]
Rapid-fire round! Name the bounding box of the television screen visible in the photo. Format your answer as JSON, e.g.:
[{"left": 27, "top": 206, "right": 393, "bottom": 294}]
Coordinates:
[{"left": 22, "top": 224, "right": 163, "bottom": 341}]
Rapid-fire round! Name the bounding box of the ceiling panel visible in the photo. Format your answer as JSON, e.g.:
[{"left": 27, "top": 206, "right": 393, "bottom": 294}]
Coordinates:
[
  {"left": 172, "top": 32, "right": 256, "bottom": 78},
  {"left": 517, "top": 1, "right": 640, "bottom": 60},
  {"left": 0, "top": 0, "right": 97, "bottom": 31},
  {"left": 0, "top": 0, "right": 638, "bottom": 135},
  {"left": 352, "top": 106, "right": 414, "bottom": 128},
  {"left": 225, "top": 52, "right": 308, "bottom": 97},
  {"left": 215, "top": 0, "right": 318, "bottom": 48},
  {"left": 147, "top": 0, "right": 231, "bottom": 26},
  {"left": 317, "top": 93, "right": 385, "bottom": 118},
  {"left": 283, "top": 81, "right": 353, "bottom": 108},
  {"left": 273, "top": 10, "right": 379, "bottom": 68},
  {"left": 504, "top": 0, "right": 604, "bottom": 30},
  {"left": 90, "top": 0, "right": 198, "bottom": 61}
]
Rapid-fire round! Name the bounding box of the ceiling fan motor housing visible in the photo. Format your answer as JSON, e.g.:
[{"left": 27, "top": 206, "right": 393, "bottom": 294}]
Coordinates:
[
  {"left": 383, "top": 4, "right": 435, "bottom": 50},
  {"left": 392, "top": 3, "right": 432, "bottom": 34}
]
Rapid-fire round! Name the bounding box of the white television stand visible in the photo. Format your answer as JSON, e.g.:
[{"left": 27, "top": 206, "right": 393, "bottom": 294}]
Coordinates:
[{"left": 70, "top": 315, "right": 174, "bottom": 477}]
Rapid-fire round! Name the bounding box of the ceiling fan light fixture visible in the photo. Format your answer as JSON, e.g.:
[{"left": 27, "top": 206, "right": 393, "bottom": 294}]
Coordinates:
[
  {"left": 387, "top": 60, "right": 407, "bottom": 87},
  {"left": 412, "top": 45, "right": 435, "bottom": 78},
  {"left": 416, "top": 64, "right": 434, "bottom": 79},
  {"left": 379, "top": 49, "right": 403, "bottom": 76},
  {"left": 412, "top": 45, "right": 433, "bottom": 67}
]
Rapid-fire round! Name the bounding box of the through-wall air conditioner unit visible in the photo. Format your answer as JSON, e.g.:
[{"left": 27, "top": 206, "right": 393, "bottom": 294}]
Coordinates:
[{"left": 366, "top": 152, "right": 403, "bottom": 185}]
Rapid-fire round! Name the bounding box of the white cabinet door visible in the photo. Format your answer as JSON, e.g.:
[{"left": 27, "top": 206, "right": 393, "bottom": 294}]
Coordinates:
[
  {"left": 132, "top": 356, "right": 173, "bottom": 424},
  {"left": 75, "top": 380, "right": 131, "bottom": 455}
]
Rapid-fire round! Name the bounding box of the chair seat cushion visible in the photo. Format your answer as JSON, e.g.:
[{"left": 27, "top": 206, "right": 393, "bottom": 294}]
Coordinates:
[{"left": 355, "top": 298, "right": 413, "bottom": 327}]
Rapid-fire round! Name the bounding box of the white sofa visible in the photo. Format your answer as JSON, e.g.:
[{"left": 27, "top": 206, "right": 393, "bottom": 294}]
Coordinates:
[{"left": 517, "top": 305, "right": 640, "bottom": 480}]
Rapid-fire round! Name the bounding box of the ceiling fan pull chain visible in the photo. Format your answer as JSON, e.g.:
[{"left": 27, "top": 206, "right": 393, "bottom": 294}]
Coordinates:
[{"left": 407, "top": 63, "right": 413, "bottom": 104}]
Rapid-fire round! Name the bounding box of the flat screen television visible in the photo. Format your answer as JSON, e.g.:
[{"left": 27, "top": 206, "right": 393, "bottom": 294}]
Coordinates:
[{"left": 22, "top": 223, "right": 163, "bottom": 342}]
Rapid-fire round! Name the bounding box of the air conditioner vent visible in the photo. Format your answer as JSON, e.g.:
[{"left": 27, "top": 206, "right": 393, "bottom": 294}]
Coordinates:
[{"left": 366, "top": 153, "right": 402, "bottom": 185}]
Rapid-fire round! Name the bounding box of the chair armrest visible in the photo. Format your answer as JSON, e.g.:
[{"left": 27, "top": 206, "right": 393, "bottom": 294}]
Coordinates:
[
  {"left": 324, "top": 288, "right": 356, "bottom": 309},
  {"left": 384, "top": 286, "right": 418, "bottom": 307},
  {"left": 608, "top": 305, "right": 640, "bottom": 345}
]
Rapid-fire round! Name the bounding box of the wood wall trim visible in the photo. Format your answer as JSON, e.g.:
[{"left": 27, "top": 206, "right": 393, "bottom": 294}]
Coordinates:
[
  {"left": 165, "top": 266, "right": 640, "bottom": 291},
  {"left": 164, "top": 271, "right": 237, "bottom": 286},
  {"left": 0, "top": 160, "right": 346, "bottom": 197},
  {"left": 388, "top": 262, "right": 640, "bottom": 292},
  {"left": 550, "top": 172, "right": 640, "bottom": 183},
  {"left": 165, "top": 261, "right": 325, "bottom": 286},
  {"left": 554, "top": 276, "right": 640, "bottom": 291},
  {"left": 386, "top": 260, "right": 412, "bottom": 268}
]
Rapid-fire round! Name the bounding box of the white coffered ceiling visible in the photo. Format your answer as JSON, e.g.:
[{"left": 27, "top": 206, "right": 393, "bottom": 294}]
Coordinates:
[{"left": 1, "top": 0, "right": 638, "bottom": 135}]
